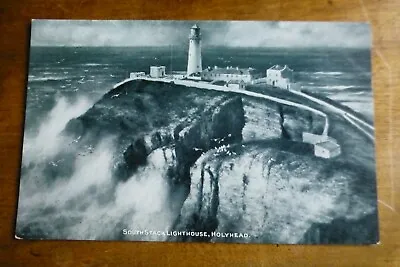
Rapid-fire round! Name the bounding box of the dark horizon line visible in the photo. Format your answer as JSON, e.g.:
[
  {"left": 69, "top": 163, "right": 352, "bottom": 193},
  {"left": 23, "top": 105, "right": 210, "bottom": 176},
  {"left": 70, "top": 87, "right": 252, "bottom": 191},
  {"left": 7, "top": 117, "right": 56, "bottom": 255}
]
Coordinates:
[{"left": 30, "top": 45, "right": 371, "bottom": 49}]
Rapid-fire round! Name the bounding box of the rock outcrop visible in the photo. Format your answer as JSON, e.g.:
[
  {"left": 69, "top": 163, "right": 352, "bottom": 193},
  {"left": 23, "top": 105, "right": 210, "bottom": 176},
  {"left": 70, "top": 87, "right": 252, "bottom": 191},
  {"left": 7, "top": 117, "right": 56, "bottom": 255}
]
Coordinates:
[
  {"left": 16, "top": 79, "right": 378, "bottom": 243},
  {"left": 64, "top": 80, "right": 245, "bottom": 183},
  {"left": 300, "top": 212, "right": 379, "bottom": 244},
  {"left": 242, "top": 98, "right": 325, "bottom": 142},
  {"left": 53, "top": 79, "right": 376, "bottom": 244},
  {"left": 173, "top": 96, "right": 245, "bottom": 185},
  {"left": 173, "top": 140, "right": 377, "bottom": 244}
]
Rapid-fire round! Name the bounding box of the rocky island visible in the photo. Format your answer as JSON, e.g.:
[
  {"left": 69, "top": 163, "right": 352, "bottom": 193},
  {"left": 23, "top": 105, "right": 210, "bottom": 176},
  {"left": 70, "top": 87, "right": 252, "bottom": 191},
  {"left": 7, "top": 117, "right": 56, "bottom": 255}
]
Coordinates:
[{"left": 22, "top": 79, "right": 376, "bottom": 244}]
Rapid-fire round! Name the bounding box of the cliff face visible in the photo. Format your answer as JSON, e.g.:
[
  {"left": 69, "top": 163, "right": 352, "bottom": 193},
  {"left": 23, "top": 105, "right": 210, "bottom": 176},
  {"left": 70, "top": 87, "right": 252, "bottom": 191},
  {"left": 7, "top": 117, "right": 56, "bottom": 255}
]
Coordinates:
[
  {"left": 115, "top": 95, "right": 245, "bottom": 184},
  {"left": 279, "top": 105, "right": 324, "bottom": 140},
  {"left": 173, "top": 96, "right": 245, "bottom": 185},
  {"left": 173, "top": 140, "right": 377, "bottom": 244},
  {"left": 61, "top": 80, "right": 327, "bottom": 186},
  {"left": 63, "top": 80, "right": 246, "bottom": 184},
  {"left": 45, "top": 79, "right": 376, "bottom": 244},
  {"left": 241, "top": 98, "right": 325, "bottom": 142},
  {"left": 300, "top": 212, "right": 379, "bottom": 244}
]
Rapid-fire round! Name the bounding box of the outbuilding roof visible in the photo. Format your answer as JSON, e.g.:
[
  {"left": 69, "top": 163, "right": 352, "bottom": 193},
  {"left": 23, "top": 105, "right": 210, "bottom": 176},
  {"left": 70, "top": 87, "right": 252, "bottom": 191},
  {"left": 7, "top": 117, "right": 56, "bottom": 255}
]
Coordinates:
[
  {"left": 315, "top": 140, "right": 340, "bottom": 150},
  {"left": 203, "top": 66, "right": 259, "bottom": 75}
]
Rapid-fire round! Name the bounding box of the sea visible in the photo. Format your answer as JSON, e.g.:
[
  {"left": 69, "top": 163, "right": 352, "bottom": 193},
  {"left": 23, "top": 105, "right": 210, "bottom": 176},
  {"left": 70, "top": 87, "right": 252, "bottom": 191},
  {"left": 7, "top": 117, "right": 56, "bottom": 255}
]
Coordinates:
[
  {"left": 25, "top": 46, "right": 373, "bottom": 132},
  {"left": 17, "top": 46, "right": 376, "bottom": 242}
]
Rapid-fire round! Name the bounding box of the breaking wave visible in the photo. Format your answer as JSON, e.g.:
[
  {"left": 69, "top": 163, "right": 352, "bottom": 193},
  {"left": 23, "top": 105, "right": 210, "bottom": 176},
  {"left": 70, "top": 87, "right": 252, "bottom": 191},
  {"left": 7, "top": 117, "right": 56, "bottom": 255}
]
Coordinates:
[
  {"left": 307, "top": 85, "right": 356, "bottom": 91},
  {"left": 28, "top": 76, "right": 71, "bottom": 82},
  {"left": 314, "top": 71, "right": 343, "bottom": 76},
  {"left": 83, "top": 63, "right": 108, "bottom": 66},
  {"left": 17, "top": 97, "right": 179, "bottom": 240},
  {"left": 22, "top": 97, "right": 92, "bottom": 165}
]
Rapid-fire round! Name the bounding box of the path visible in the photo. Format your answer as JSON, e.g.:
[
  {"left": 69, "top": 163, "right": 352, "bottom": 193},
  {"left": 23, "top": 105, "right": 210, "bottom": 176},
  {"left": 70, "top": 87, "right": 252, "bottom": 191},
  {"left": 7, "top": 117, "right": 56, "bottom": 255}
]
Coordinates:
[
  {"left": 290, "top": 90, "right": 375, "bottom": 142},
  {"left": 115, "top": 77, "right": 330, "bottom": 135}
]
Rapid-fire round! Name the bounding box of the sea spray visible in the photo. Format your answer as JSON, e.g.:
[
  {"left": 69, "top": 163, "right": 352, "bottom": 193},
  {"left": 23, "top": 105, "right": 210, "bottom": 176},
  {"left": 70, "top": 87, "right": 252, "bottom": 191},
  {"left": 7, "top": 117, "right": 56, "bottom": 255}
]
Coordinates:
[
  {"left": 22, "top": 96, "right": 92, "bottom": 166},
  {"left": 17, "top": 139, "right": 181, "bottom": 240}
]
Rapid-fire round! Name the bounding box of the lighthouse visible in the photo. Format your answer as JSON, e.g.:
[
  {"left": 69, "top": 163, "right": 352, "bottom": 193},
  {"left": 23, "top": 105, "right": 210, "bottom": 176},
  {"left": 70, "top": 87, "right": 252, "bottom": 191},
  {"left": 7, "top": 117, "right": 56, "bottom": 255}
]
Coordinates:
[{"left": 187, "top": 24, "right": 202, "bottom": 77}]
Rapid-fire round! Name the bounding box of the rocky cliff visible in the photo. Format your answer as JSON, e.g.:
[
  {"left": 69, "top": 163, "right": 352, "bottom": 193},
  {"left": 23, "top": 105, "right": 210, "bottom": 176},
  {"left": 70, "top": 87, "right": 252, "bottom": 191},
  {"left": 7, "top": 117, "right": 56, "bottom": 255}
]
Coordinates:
[
  {"left": 37, "top": 79, "right": 376, "bottom": 244},
  {"left": 63, "top": 80, "right": 245, "bottom": 184},
  {"left": 242, "top": 97, "right": 325, "bottom": 142},
  {"left": 173, "top": 140, "right": 377, "bottom": 244},
  {"left": 62, "top": 80, "right": 327, "bottom": 187}
]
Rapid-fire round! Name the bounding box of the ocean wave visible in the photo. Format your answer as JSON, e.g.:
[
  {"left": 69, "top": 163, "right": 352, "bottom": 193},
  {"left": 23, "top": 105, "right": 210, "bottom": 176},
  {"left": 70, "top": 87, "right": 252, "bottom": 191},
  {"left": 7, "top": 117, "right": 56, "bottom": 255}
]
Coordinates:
[
  {"left": 349, "top": 90, "right": 372, "bottom": 96},
  {"left": 324, "top": 85, "right": 355, "bottom": 90},
  {"left": 303, "top": 85, "right": 356, "bottom": 91},
  {"left": 29, "top": 76, "right": 69, "bottom": 82},
  {"left": 17, "top": 131, "right": 177, "bottom": 240},
  {"left": 314, "top": 71, "right": 343, "bottom": 76},
  {"left": 329, "top": 86, "right": 372, "bottom": 95},
  {"left": 83, "top": 63, "right": 108, "bottom": 66},
  {"left": 22, "top": 96, "right": 93, "bottom": 165}
]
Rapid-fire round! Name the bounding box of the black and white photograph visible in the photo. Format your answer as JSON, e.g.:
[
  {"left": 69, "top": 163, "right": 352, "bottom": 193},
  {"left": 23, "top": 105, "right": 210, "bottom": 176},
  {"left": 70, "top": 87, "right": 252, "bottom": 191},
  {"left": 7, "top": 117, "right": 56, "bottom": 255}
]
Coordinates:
[{"left": 16, "top": 20, "right": 378, "bottom": 244}]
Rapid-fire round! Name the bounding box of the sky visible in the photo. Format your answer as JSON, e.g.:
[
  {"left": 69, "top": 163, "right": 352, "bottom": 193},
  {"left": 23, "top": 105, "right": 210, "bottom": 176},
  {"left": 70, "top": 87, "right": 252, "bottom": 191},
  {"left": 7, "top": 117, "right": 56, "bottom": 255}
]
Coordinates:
[{"left": 31, "top": 20, "right": 371, "bottom": 48}]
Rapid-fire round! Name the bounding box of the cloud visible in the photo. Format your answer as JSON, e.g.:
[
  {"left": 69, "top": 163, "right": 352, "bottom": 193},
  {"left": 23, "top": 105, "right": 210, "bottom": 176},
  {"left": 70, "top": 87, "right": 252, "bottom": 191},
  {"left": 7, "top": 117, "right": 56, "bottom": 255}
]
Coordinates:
[
  {"left": 31, "top": 20, "right": 371, "bottom": 48},
  {"left": 210, "top": 21, "right": 371, "bottom": 48}
]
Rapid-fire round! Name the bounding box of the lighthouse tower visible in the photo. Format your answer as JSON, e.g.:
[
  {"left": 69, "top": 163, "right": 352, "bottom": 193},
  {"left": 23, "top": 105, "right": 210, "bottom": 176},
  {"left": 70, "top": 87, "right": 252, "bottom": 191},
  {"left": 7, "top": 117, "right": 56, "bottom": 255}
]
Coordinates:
[{"left": 187, "top": 24, "right": 202, "bottom": 77}]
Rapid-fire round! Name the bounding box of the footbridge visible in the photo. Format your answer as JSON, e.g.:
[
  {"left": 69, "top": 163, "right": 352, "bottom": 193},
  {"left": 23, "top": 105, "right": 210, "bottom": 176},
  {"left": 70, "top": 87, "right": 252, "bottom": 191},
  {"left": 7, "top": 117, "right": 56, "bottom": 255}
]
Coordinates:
[{"left": 290, "top": 90, "right": 374, "bottom": 142}]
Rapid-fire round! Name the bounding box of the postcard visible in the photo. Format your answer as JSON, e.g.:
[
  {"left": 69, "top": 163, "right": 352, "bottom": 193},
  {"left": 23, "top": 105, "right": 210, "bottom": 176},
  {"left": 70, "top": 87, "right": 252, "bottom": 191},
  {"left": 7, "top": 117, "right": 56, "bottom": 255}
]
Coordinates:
[{"left": 16, "top": 20, "right": 378, "bottom": 244}]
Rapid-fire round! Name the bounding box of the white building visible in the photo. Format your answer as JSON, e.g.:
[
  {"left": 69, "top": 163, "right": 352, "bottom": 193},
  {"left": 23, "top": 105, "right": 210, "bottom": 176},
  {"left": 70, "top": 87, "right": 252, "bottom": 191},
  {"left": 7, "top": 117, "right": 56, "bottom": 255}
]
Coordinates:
[
  {"left": 227, "top": 80, "right": 246, "bottom": 90},
  {"left": 302, "top": 132, "right": 330, "bottom": 145},
  {"left": 201, "top": 66, "right": 262, "bottom": 83},
  {"left": 314, "top": 140, "right": 341, "bottom": 158},
  {"left": 187, "top": 24, "right": 202, "bottom": 77},
  {"left": 266, "top": 65, "right": 294, "bottom": 90},
  {"left": 302, "top": 132, "right": 341, "bottom": 158},
  {"left": 129, "top": 72, "right": 145, "bottom": 79},
  {"left": 150, "top": 66, "right": 166, "bottom": 78}
]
